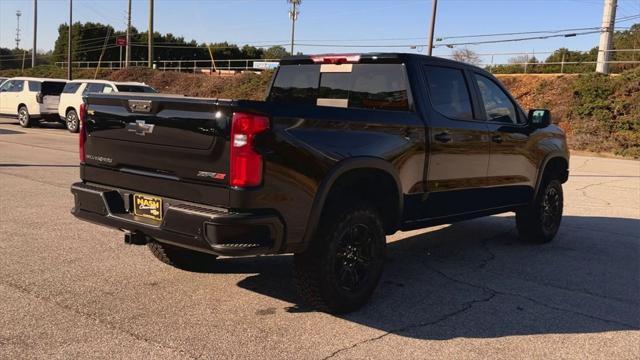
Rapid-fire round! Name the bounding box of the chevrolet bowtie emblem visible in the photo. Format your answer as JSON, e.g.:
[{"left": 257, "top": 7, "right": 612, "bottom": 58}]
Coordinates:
[{"left": 126, "top": 120, "right": 155, "bottom": 136}]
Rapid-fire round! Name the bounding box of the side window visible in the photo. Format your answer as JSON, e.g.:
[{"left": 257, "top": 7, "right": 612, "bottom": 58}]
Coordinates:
[
  {"left": 0, "top": 80, "right": 12, "bottom": 92},
  {"left": 423, "top": 66, "right": 474, "bottom": 121},
  {"left": 8, "top": 80, "right": 24, "bottom": 92},
  {"left": 102, "top": 85, "right": 114, "bottom": 93},
  {"left": 474, "top": 74, "right": 520, "bottom": 124},
  {"left": 83, "top": 83, "right": 105, "bottom": 94},
  {"left": 62, "top": 82, "right": 82, "bottom": 94},
  {"left": 28, "top": 81, "right": 41, "bottom": 92}
]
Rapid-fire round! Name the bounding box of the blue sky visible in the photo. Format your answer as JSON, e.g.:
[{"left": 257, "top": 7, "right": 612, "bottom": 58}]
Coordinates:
[{"left": 1, "top": 0, "right": 638, "bottom": 64}]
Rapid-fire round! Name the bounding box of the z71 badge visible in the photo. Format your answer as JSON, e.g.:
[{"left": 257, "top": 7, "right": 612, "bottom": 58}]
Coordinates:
[{"left": 197, "top": 171, "right": 226, "bottom": 180}]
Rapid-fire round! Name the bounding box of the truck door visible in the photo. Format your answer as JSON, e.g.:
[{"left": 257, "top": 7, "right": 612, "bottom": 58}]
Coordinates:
[
  {"left": 417, "top": 64, "right": 491, "bottom": 218},
  {"left": 471, "top": 72, "right": 536, "bottom": 207}
]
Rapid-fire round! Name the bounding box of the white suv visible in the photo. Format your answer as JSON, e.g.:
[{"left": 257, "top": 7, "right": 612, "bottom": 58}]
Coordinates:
[
  {"left": 58, "top": 80, "right": 157, "bottom": 132},
  {"left": 0, "top": 77, "right": 68, "bottom": 128}
]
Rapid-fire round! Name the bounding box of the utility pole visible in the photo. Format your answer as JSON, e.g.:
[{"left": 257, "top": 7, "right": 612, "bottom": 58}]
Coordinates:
[
  {"left": 125, "top": 0, "right": 132, "bottom": 67},
  {"left": 67, "top": 0, "right": 72, "bottom": 80},
  {"left": 148, "top": 0, "right": 154, "bottom": 68},
  {"left": 596, "top": 0, "right": 617, "bottom": 74},
  {"left": 288, "top": 0, "right": 301, "bottom": 56},
  {"left": 32, "top": 0, "right": 37, "bottom": 67},
  {"left": 427, "top": 0, "right": 438, "bottom": 56},
  {"left": 15, "top": 10, "right": 22, "bottom": 49}
]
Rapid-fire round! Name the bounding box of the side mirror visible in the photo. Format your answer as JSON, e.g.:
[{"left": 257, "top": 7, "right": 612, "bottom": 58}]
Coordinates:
[{"left": 528, "top": 109, "right": 551, "bottom": 128}]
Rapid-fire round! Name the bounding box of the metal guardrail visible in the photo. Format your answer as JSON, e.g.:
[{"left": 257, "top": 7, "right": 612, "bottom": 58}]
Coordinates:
[{"left": 54, "top": 59, "right": 281, "bottom": 73}]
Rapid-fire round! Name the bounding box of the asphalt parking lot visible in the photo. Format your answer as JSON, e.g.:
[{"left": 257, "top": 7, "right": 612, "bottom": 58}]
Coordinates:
[{"left": 0, "top": 118, "right": 638, "bottom": 359}]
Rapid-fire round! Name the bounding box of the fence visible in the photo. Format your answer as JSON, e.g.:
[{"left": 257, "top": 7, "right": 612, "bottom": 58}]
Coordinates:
[
  {"left": 448, "top": 49, "right": 640, "bottom": 74},
  {"left": 54, "top": 59, "right": 281, "bottom": 73},
  {"left": 53, "top": 49, "right": 640, "bottom": 74}
]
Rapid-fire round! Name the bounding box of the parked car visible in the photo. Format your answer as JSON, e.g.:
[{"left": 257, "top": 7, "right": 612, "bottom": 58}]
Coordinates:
[
  {"left": 0, "top": 77, "right": 67, "bottom": 127},
  {"left": 58, "top": 80, "right": 157, "bottom": 132},
  {"left": 71, "top": 53, "right": 569, "bottom": 313}
]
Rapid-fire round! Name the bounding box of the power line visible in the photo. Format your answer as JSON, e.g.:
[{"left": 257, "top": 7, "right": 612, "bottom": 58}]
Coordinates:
[
  {"left": 436, "top": 27, "right": 602, "bottom": 41},
  {"left": 290, "top": 29, "right": 603, "bottom": 49}
]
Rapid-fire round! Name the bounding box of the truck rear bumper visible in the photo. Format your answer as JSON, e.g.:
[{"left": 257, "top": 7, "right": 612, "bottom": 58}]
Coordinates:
[{"left": 70, "top": 182, "right": 285, "bottom": 256}]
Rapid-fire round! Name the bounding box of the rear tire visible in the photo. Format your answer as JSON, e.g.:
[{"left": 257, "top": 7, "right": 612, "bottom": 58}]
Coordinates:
[
  {"left": 65, "top": 109, "right": 79, "bottom": 133},
  {"left": 294, "top": 205, "right": 386, "bottom": 314},
  {"left": 147, "top": 240, "right": 218, "bottom": 271},
  {"left": 18, "top": 106, "right": 32, "bottom": 128},
  {"left": 516, "top": 178, "right": 563, "bottom": 243}
]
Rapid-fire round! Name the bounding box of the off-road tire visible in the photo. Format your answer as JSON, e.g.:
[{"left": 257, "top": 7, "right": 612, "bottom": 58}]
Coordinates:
[
  {"left": 18, "top": 106, "right": 32, "bottom": 128},
  {"left": 294, "top": 205, "right": 386, "bottom": 314},
  {"left": 516, "top": 178, "right": 563, "bottom": 243},
  {"left": 147, "top": 240, "right": 218, "bottom": 271},
  {"left": 66, "top": 109, "right": 79, "bottom": 133}
]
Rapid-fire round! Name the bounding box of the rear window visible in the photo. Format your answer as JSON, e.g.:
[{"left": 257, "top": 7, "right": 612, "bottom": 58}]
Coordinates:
[
  {"left": 41, "top": 81, "right": 67, "bottom": 95},
  {"left": 115, "top": 85, "right": 157, "bottom": 93},
  {"left": 62, "top": 83, "right": 82, "bottom": 94},
  {"left": 268, "top": 63, "right": 411, "bottom": 112}
]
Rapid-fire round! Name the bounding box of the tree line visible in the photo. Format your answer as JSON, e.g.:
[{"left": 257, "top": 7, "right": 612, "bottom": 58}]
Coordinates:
[{"left": 1, "top": 21, "right": 290, "bottom": 70}]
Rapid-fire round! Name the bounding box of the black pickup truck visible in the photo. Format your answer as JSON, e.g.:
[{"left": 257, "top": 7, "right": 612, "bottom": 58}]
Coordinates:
[{"left": 71, "top": 53, "right": 569, "bottom": 313}]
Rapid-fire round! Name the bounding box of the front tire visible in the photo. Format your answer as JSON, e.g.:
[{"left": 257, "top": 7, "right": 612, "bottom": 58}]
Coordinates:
[
  {"left": 147, "top": 240, "right": 218, "bottom": 271},
  {"left": 18, "top": 106, "right": 32, "bottom": 128},
  {"left": 65, "top": 109, "right": 79, "bottom": 133},
  {"left": 516, "top": 178, "right": 564, "bottom": 243},
  {"left": 294, "top": 205, "right": 386, "bottom": 314}
]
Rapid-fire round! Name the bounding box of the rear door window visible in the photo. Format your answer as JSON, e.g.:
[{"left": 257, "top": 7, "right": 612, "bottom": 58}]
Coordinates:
[
  {"left": 269, "top": 63, "right": 411, "bottom": 111},
  {"left": 83, "top": 83, "right": 105, "bottom": 94},
  {"left": 62, "top": 82, "right": 82, "bottom": 94},
  {"left": 423, "top": 66, "right": 474, "bottom": 121}
]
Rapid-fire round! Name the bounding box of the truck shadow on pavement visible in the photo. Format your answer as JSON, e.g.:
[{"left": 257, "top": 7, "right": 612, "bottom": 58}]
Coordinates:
[{"left": 228, "top": 215, "right": 640, "bottom": 339}]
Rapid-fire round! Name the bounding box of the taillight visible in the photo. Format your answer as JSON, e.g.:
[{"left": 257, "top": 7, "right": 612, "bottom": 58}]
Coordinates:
[
  {"left": 230, "top": 112, "right": 269, "bottom": 187},
  {"left": 36, "top": 92, "right": 43, "bottom": 103},
  {"left": 79, "top": 103, "right": 87, "bottom": 162}
]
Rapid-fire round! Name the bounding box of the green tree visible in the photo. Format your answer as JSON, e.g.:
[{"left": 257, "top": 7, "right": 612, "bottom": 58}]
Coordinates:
[{"left": 262, "top": 46, "right": 289, "bottom": 59}]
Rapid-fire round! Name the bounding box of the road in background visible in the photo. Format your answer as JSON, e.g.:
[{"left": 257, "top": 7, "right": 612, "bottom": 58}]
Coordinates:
[{"left": 0, "top": 118, "right": 638, "bottom": 359}]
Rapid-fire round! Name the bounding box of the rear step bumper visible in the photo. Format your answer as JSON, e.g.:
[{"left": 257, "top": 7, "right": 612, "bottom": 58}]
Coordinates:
[{"left": 70, "top": 182, "right": 285, "bottom": 256}]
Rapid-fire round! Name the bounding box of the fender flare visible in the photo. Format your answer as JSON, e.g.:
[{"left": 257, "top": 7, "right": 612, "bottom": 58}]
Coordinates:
[
  {"left": 533, "top": 152, "right": 569, "bottom": 199},
  {"left": 300, "top": 157, "right": 403, "bottom": 247}
]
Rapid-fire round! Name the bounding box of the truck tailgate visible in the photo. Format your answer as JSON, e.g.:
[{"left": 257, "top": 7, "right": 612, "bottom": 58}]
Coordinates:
[{"left": 83, "top": 93, "right": 237, "bottom": 205}]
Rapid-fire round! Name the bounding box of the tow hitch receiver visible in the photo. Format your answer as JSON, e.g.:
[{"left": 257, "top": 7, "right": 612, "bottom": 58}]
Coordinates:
[{"left": 124, "top": 231, "right": 147, "bottom": 245}]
